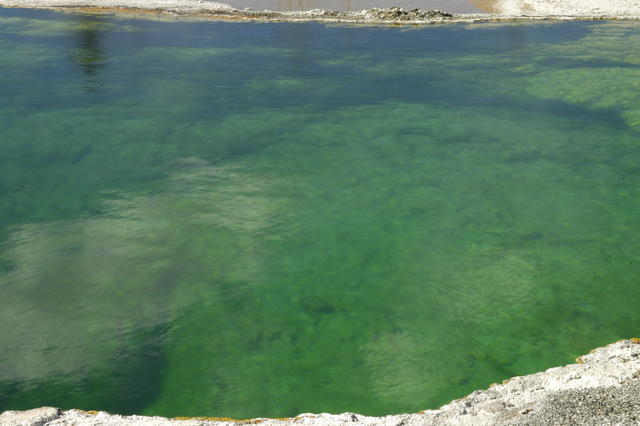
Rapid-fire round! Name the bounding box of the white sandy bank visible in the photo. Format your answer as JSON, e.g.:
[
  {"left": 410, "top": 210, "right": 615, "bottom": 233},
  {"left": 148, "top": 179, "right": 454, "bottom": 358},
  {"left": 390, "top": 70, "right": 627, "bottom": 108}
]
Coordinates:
[{"left": 495, "top": 0, "right": 640, "bottom": 16}]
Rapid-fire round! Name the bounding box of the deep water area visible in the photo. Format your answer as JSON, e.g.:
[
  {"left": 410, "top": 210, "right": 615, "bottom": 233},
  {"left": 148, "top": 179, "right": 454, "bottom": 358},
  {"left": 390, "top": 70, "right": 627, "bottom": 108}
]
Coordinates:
[{"left": 1, "top": 8, "right": 640, "bottom": 418}]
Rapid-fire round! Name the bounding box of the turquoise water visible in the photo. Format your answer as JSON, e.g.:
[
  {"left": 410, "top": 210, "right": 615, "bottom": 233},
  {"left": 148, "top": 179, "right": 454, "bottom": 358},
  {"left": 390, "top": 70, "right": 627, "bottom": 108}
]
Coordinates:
[{"left": 1, "top": 8, "right": 640, "bottom": 418}]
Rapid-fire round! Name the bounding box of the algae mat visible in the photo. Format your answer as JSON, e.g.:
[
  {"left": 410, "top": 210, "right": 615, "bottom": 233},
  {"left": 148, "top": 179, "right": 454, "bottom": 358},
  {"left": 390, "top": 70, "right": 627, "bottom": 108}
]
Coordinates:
[{"left": 1, "top": 8, "right": 640, "bottom": 418}]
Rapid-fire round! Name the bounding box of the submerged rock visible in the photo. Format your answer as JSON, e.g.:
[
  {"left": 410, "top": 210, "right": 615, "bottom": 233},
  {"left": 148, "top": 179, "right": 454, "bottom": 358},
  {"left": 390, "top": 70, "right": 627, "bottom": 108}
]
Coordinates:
[{"left": 2, "top": 339, "right": 640, "bottom": 425}]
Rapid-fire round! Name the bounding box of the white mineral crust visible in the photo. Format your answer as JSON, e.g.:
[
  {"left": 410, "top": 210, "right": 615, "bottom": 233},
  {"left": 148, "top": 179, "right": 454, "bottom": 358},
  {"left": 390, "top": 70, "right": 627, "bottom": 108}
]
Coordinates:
[{"left": 494, "top": 0, "right": 640, "bottom": 16}]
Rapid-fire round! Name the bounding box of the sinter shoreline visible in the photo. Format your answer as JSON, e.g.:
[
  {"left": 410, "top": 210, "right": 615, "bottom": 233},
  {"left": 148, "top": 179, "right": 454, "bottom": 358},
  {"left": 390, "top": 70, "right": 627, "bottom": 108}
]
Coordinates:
[
  {"left": 2, "top": 0, "right": 640, "bottom": 23},
  {"left": 2, "top": 340, "right": 640, "bottom": 425}
]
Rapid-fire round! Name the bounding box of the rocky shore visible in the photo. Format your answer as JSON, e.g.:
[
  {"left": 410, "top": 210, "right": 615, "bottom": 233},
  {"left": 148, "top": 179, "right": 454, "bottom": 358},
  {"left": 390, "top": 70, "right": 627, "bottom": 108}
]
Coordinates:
[
  {"left": 0, "top": 2, "right": 470, "bottom": 23},
  {"left": 2, "top": 339, "right": 640, "bottom": 425},
  {"left": 2, "top": 0, "right": 640, "bottom": 23}
]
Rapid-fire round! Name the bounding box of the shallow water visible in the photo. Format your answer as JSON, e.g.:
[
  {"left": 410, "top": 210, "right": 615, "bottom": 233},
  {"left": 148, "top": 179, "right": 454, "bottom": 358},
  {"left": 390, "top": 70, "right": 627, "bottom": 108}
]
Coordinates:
[{"left": 1, "top": 8, "right": 640, "bottom": 419}]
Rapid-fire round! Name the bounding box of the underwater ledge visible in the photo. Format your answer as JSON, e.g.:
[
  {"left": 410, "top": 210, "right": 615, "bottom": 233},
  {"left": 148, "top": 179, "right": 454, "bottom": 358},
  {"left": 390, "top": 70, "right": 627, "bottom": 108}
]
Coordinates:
[{"left": 2, "top": 339, "right": 640, "bottom": 425}]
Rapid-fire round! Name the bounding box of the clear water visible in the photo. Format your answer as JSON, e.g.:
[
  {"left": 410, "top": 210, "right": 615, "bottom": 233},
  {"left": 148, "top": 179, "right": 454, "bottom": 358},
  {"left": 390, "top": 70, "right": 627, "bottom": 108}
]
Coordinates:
[{"left": 1, "top": 8, "right": 640, "bottom": 419}]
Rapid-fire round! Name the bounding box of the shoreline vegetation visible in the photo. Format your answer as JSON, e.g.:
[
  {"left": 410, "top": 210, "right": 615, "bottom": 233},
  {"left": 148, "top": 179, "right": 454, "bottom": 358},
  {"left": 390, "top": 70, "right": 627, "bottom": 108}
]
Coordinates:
[
  {"left": 3, "top": 340, "right": 640, "bottom": 425},
  {"left": 2, "top": 0, "right": 640, "bottom": 23}
]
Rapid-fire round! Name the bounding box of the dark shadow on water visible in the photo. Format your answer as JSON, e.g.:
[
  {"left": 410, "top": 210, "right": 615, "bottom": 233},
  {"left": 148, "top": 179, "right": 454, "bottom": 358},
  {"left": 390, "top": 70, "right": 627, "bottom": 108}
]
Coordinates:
[
  {"left": 0, "top": 323, "right": 167, "bottom": 414},
  {"left": 69, "top": 14, "right": 110, "bottom": 92}
]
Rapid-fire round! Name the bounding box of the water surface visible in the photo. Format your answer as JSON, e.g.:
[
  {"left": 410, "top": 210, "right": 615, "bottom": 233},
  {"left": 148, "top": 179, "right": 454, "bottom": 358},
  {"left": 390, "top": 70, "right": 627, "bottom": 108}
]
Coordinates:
[{"left": 1, "top": 8, "right": 640, "bottom": 419}]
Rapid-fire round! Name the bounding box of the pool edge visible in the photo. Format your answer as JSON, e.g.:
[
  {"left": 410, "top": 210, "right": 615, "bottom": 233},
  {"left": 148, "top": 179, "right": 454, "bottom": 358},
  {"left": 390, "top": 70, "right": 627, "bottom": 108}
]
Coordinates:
[{"left": 2, "top": 339, "right": 640, "bottom": 425}]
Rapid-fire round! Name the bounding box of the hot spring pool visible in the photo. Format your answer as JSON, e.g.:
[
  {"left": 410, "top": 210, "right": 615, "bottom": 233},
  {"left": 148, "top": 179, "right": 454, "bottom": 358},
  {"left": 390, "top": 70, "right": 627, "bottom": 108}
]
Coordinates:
[{"left": 1, "top": 8, "right": 639, "bottom": 418}]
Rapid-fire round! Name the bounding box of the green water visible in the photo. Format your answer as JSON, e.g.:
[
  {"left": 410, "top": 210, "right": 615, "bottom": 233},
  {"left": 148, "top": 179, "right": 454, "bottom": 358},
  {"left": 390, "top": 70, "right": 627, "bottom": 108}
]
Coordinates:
[{"left": 1, "top": 9, "right": 640, "bottom": 418}]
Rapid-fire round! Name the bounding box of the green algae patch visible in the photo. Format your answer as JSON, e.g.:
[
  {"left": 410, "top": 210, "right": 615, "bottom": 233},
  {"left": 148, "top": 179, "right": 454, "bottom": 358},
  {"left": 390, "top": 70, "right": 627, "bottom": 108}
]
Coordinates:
[{"left": 143, "top": 102, "right": 640, "bottom": 418}]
